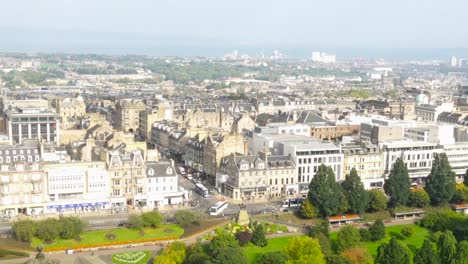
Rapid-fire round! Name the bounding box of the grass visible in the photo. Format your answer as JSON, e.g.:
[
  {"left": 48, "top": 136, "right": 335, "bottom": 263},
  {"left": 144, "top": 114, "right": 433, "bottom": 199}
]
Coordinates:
[
  {"left": 330, "top": 224, "right": 429, "bottom": 257},
  {"left": 112, "top": 250, "right": 151, "bottom": 264},
  {"left": 243, "top": 236, "right": 296, "bottom": 263},
  {"left": 31, "top": 224, "right": 184, "bottom": 249}
]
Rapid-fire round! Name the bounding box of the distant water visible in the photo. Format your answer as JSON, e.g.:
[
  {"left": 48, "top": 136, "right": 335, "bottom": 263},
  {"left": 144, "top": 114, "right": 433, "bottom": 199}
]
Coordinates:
[{"left": 0, "top": 28, "right": 467, "bottom": 60}]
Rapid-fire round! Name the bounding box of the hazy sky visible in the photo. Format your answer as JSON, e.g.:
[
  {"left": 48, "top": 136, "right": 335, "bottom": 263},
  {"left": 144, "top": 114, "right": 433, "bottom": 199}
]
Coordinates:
[{"left": 0, "top": 0, "right": 467, "bottom": 55}]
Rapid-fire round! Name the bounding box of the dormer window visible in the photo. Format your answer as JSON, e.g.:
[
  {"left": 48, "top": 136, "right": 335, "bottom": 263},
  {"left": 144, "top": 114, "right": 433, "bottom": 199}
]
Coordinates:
[
  {"left": 258, "top": 163, "right": 265, "bottom": 169},
  {"left": 148, "top": 168, "right": 154, "bottom": 176},
  {"left": 166, "top": 167, "right": 173, "bottom": 175}
]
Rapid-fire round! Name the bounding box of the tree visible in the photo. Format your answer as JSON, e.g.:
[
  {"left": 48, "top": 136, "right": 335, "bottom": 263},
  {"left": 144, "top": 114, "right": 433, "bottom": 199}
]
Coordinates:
[
  {"left": 298, "top": 199, "right": 318, "bottom": 219},
  {"left": 128, "top": 214, "right": 144, "bottom": 230},
  {"left": 251, "top": 224, "right": 268, "bottom": 247},
  {"left": 208, "top": 233, "right": 239, "bottom": 253},
  {"left": 141, "top": 211, "right": 163, "bottom": 228},
  {"left": 336, "top": 225, "right": 361, "bottom": 252},
  {"left": 59, "top": 217, "right": 84, "bottom": 239},
  {"left": 210, "top": 247, "right": 248, "bottom": 264},
  {"left": 235, "top": 230, "right": 252, "bottom": 246},
  {"left": 367, "top": 190, "right": 387, "bottom": 212},
  {"left": 316, "top": 232, "right": 332, "bottom": 256},
  {"left": 464, "top": 168, "right": 468, "bottom": 187},
  {"left": 153, "top": 241, "right": 186, "bottom": 264},
  {"left": 341, "top": 247, "right": 372, "bottom": 264},
  {"left": 384, "top": 158, "right": 411, "bottom": 207},
  {"left": 257, "top": 251, "right": 290, "bottom": 264},
  {"left": 174, "top": 210, "right": 198, "bottom": 227},
  {"left": 283, "top": 236, "right": 326, "bottom": 264},
  {"left": 359, "top": 228, "right": 372, "bottom": 242},
  {"left": 425, "top": 153, "right": 457, "bottom": 205},
  {"left": 308, "top": 219, "right": 330, "bottom": 238},
  {"left": 375, "top": 238, "right": 411, "bottom": 264},
  {"left": 342, "top": 168, "right": 369, "bottom": 214},
  {"left": 407, "top": 189, "right": 430, "bottom": 207},
  {"left": 12, "top": 220, "right": 37, "bottom": 242},
  {"left": 454, "top": 241, "right": 468, "bottom": 264},
  {"left": 326, "top": 255, "right": 353, "bottom": 264},
  {"left": 369, "top": 219, "right": 386, "bottom": 241},
  {"left": 413, "top": 239, "right": 440, "bottom": 264},
  {"left": 308, "top": 164, "right": 345, "bottom": 217},
  {"left": 36, "top": 218, "right": 61, "bottom": 242},
  {"left": 401, "top": 225, "right": 414, "bottom": 237},
  {"left": 451, "top": 184, "right": 468, "bottom": 203},
  {"left": 183, "top": 242, "right": 210, "bottom": 264},
  {"left": 437, "top": 230, "right": 457, "bottom": 264}
]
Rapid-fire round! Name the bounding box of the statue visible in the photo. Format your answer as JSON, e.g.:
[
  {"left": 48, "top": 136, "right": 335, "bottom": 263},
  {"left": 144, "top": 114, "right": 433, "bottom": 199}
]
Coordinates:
[
  {"left": 24, "top": 245, "right": 60, "bottom": 264},
  {"left": 237, "top": 209, "right": 250, "bottom": 226}
]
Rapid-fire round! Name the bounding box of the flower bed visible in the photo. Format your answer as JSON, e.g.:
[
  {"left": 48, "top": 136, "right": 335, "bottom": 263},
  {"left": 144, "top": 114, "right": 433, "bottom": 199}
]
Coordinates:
[{"left": 112, "top": 250, "right": 151, "bottom": 264}]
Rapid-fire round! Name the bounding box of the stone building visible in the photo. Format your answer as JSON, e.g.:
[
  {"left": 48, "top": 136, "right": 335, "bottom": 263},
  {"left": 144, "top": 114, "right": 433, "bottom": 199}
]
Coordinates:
[
  {"left": 115, "top": 99, "right": 146, "bottom": 133},
  {"left": 56, "top": 96, "right": 86, "bottom": 129}
]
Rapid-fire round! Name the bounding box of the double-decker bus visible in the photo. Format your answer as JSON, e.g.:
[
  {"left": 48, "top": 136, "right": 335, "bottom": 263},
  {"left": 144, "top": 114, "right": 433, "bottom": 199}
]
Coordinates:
[{"left": 195, "top": 183, "right": 209, "bottom": 198}]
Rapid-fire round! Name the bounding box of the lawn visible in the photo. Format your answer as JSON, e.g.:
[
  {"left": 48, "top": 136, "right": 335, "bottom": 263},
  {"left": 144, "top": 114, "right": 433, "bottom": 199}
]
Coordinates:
[
  {"left": 112, "top": 250, "right": 151, "bottom": 264},
  {"left": 243, "top": 236, "right": 296, "bottom": 263},
  {"left": 330, "top": 224, "right": 429, "bottom": 256},
  {"left": 31, "top": 224, "right": 184, "bottom": 249}
]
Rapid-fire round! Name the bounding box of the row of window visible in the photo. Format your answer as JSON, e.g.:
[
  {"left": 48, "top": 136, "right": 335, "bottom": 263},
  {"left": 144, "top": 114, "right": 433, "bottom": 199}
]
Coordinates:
[
  {"left": 298, "top": 156, "right": 342, "bottom": 164},
  {"left": 0, "top": 149, "right": 38, "bottom": 155}
]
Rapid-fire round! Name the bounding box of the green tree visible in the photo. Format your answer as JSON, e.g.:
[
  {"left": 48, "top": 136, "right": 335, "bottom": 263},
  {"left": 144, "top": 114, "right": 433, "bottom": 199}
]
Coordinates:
[
  {"left": 141, "top": 211, "right": 163, "bottom": 228},
  {"left": 342, "top": 168, "right": 369, "bottom": 214},
  {"left": 326, "top": 255, "right": 353, "bottom": 264},
  {"left": 400, "top": 225, "right": 414, "bottom": 238},
  {"left": 174, "top": 210, "right": 198, "bottom": 227},
  {"left": 12, "top": 220, "right": 37, "bottom": 242},
  {"left": 464, "top": 168, "right": 468, "bottom": 187},
  {"left": 128, "top": 214, "right": 144, "bottom": 230},
  {"left": 451, "top": 184, "right": 468, "bottom": 203},
  {"left": 336, "top": 225, "right": 361, "bottom": 252},
  {"left": 183, "top": 242, "right": 210, "bottom": 264},
  {"left": 298, "top": 199, "right": 318, "bottom": 218},
  {"left": 407, "top": 189, "right": 430, "bottom": 207},
  {"left": 36, "top": 218, "right": 61, "bottom": 242},
  {"left": 384, "top": 158, "right": 411, "bottom": 207},
  {"left": 454, "top": 241, "right": 468, "bottom": 264},
  {"left": 208, "top": 233, "right": 239, "bottom": 253},
  {"left": 283, "top": 236, "right": 326, "bottom": 264},
  {"left": 413, "top": 239, "right": 440, "bottom": 264},
  {"left": 257, "top": 251, "right": 290, "bottom": 264},
  {"left": 359, "top": 228, "right": 372, "bottom": 242},
  {"left": 367, "top": 189, "right": 387, "bottom": 212},
  {"left": 437, "top": 230, "right": 457, "bottom": 264},
  {"left": 251, "top": 224, "right": 268, "bottom": 247},
  {"left": 308, "top": 164, "right": 345, "bottom": 217},
  {"left": 153, "top": 241, "right": 186, "bottom": 264},
  {"left": 308, "top": 219, "right": 330, "bottom": 238},
  {"left": 235, "top": 230, "right": 252, "bottom": 246},
  {"left": 210, "top": 247, "right": 248, "bottom": 264},
  {"left": 425, "top": 153, "right": 457, "bottom": 205},
  {"left": 375, "top": 238, "right": 411, "bottom": 264},
  {"left": 369, "top": 219, "right": 386, "bottom": 241},
  {"left": 59, "top": 217, "right": 84, "bottom": 239},
  {"left": 316, "top": 232, "right": 332, "bottom": 256}
]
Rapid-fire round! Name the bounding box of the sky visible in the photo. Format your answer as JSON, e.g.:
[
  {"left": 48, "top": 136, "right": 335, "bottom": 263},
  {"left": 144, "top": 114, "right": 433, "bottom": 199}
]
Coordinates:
[{"left": 1, "top": 0, "right": 467, "bottom": 57}]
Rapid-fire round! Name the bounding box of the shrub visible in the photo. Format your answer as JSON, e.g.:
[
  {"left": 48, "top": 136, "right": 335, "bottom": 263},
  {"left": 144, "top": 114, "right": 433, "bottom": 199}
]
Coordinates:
[
  {"left": 299, "top": 199, "right": 318, "bottom": 218},
  {"left": 308, "top": 219, "right": 330, "bottom": 238},
  {"left": 235, "top": 230, "right": 252, "bottom": 246},
  {"left": 36, "top": 218, "right": 61, "bottom": 242},
  {"left": 59, "top": 217, "right": 84, "bottom": 239},
  {"left": 367, "top": 189, "right": 387, "bottom": 212},
  {"left": 105, "top": 233, "right": 117, "bottom": 240},
  {"left": 257, "top": 251, "right": 290, "bottom": 264},
  {"left": 341, "top": 247, "right": 372, "bottom": 264},
  {"left": 336, "top": 225, "right": 361, "bottom": 252},
  {"left": 407, "top": 189, "right": 430, "bottom": 208},
  {"left": 401, "top": 225, "right": 415, "bottom": 237}
]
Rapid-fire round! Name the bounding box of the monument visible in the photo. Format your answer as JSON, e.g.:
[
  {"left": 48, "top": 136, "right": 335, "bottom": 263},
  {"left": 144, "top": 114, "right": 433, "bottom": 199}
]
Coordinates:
[
  {"left": 237, "top": 209, "right": 250, "bottom": 226},
  {"left": 24, "top": 246, "right": 60, "bottom": 264}
]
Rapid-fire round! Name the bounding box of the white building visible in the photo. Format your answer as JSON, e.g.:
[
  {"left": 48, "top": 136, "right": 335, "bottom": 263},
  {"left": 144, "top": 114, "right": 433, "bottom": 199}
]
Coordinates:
[
  {"left": 404, "top": 124, "right": 455, "bottom": 145},
  {"left": 442, "top": 143, "right": 468, "bottom": 180},
  {"left": 311, "top": 52, "right": 336, "bottom": 63},
  {"left": 415, "top": 103, "right": 454, "bottom": 122},
  {"left": 44, "top": 162, "right": 109, "bottom": 214},
  {"left": 146, "top": 161, "right": 184, "bottom": 207},
  {"left": 380, "top": 140, "right": 443, "bottom": 181}
]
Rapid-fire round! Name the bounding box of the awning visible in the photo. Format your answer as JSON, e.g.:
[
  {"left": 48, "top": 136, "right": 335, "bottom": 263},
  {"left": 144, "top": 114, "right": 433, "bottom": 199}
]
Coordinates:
[
  {"left": 47, "top": 201, "right": 109, "bottom": 209},
  {"left": 257, "top": 187, "right": 267, "bottom": 192}
]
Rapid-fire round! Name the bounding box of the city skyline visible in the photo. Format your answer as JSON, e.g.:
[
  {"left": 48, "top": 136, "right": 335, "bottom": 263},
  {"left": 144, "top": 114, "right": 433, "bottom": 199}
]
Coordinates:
[{"left": 1, "top": 0, "right": 468, "bottom": 58}]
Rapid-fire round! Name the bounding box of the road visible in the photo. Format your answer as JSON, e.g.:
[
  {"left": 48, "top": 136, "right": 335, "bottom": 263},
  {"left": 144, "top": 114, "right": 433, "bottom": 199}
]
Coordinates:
[{"left": 0, "top": 175, "right": 284, "bottom": 236}]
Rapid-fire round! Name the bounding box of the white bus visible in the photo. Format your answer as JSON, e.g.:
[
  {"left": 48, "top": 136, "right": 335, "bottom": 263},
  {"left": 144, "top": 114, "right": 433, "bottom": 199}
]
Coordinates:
[
  {"left": 195, "top": 183, "right": 209, "bottom": 198},
  {"left": 209, "top": 200, "right": 228, "bottom": 216}
]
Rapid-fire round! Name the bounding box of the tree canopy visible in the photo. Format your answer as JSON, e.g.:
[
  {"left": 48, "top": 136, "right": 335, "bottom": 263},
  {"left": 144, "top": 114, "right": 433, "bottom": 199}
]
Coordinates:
[
  {"left": 283, "top": 236, "right": 326, "bottom": 264},
  {"left": 384, "top": 158, "right": 411, "bottom": 207},
  {"left": 308, "top": 164, "right": 346, "bottom": 217},
  {"left": 425, "top": 153, "right": 456, "bottom": 205},
  {"left": 375, "top": 237, "right": 411, "bottom": 264},
  {"left": 341, "top": 168, "right": 369, "bottom": 214}
]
